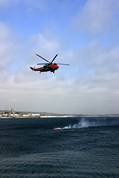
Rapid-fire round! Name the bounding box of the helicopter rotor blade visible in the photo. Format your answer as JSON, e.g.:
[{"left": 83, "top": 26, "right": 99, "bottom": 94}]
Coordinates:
[
  {"left": 36, "top": 54, "right": 50, "bottom": 63},
  {"left": 51, "top": 54, "right": 58, "bottom": 63},
  {"left": 57, "top": 63, "right": 69, "bottom": 65},
  {"left": 37, "top": 63, "right": 48, "bottom": 65}
]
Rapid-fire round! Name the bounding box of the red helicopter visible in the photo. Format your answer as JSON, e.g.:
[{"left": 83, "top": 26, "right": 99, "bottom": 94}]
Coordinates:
[{"left": 30, "top": 53, "right": 69, "bottom": 73}]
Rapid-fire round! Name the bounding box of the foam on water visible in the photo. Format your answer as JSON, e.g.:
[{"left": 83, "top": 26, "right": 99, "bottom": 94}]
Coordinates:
[
  {"left": 56, "top": 118, "right": 93, "bottom": 130},
  {"left": 54, "top": 117, "right": 119, "bottom": 130}
]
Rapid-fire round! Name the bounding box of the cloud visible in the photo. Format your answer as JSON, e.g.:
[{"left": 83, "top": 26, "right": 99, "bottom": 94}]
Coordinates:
[
  {"left": 73, "top": 41, "right": 119, "bottom": 89},
  {"left": 12, "top": 39, "right": 119, "bottom": 114},
  {"left": 0, "top": 22, "right": 17, "bottom": 71},
  {"left": 0, "top": 24, "right": 119, "bottom": 114},
  {"left": 75, "top": 0, "right": 119, "bottom": 34},
  {"left": 32, "top": 32, "right": 60, "bottom": 58},
  {"left": 0, "top": 29, "right": 72, "bottom": 113}
]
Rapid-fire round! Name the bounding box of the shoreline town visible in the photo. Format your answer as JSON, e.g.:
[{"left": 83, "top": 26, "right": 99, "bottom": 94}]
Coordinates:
[
  {"left": 0, "top": 109, "right": 119, "bottom": 119},
  {"left": 0, "top": 108, "right": 74, "bottom": 119}
]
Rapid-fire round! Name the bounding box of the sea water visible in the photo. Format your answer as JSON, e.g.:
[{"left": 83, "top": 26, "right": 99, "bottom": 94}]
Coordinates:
[{"left": 0, "top": 117, "right": 119, "bottom": 178}]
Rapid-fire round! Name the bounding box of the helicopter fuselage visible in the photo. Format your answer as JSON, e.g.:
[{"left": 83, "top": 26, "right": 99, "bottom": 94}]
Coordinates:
[{"left": 30, "top": 63, "right": 59, "bottom": 73}]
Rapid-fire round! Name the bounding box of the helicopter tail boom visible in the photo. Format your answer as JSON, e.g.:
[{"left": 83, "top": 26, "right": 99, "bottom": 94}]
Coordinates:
[{"left": 30, "top": 67, "right": 40, "bottom": 71}]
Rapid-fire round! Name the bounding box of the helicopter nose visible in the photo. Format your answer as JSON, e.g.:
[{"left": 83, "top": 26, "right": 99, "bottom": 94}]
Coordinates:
[
  {"left": 51, "top": 64, "right": 59, "bottom": 69},
  {"left": 55, "top": 64, "right": 59, "bottom": 69}
]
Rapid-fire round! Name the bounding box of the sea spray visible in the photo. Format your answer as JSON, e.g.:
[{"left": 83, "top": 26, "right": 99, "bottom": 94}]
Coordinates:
[
  {"left": 54, "top": 118, "right": 90, "bottom": 130},
  {"left": 62, "top": 118, "right": 90, "bottom": 129},
  {"left": 54, "top": 117, "right": 119, "bottom": 131}
]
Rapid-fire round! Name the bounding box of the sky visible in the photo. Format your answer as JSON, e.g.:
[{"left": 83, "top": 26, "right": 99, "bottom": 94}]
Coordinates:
[{"left": 0, "top": 0, "right": 119, "bottom": 114}]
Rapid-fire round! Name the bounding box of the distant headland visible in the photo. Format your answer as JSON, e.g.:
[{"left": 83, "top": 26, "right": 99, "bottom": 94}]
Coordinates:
[
  {"left": 0, "top": 108, "right": 119, "bottom": 119},
  {"left": 0, "top": 108, "right": 74, "bottom": 119}
]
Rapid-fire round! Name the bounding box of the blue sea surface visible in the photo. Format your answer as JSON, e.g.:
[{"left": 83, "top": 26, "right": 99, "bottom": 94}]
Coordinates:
[{"left": 0, "top": 117, "right": 119, "bottom": 178}]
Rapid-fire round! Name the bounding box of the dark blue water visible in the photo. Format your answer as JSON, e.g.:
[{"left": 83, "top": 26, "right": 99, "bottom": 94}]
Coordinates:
[{"left": 0, "top": 117, "right": 119, "bottom": 178}]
